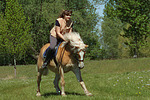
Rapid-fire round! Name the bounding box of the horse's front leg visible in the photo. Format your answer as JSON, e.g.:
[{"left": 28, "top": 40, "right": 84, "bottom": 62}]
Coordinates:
[
  {"left": 72, "top": 67, "right": 93, "bottom": 96},
  {"left": 59, "top": 66, "right": 66, "bottom": 96}
]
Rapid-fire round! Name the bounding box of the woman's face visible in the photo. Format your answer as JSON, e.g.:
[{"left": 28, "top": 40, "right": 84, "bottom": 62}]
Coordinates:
[{"left": 64, "top": 14, "right": 71, "bottom": 21}]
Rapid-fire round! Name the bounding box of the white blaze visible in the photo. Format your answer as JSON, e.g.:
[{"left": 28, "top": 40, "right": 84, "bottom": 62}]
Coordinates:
[
  {"left": 78, "top": 50, "right": 84, "bottom": 68},
  {"left": 79, "top": 51, "right": 84, "bottom": 61}
]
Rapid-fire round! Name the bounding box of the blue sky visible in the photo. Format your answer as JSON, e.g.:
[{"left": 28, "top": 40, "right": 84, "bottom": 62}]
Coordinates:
[
  {"left": 89, "top": 0, "right": 105, "bottom": 17},
  {"left": 88, "top": 0, "right": 105, "bottom": 31},
  {"left": 96, "top": 4, "right": 105, "bottom": 17},
  {"left": 95, "top": 4, "right": 105, "bottom": 31}
]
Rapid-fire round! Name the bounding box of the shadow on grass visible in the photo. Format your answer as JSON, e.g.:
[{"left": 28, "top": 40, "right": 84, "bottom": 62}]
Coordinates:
[{"left": 42, "top": 91, "right": 85, "bottom": 97}]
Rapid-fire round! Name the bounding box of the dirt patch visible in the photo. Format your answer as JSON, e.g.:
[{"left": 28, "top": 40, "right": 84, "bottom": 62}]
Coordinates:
[
  {"left": 1, "top": 75, "right": 14, "bottom": 80},
  {"left": 18, "top": 76, "right": 28, "bottom": 80}
]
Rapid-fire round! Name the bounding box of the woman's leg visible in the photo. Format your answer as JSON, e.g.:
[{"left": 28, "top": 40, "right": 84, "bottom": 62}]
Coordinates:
[{"left": 42, "top": 35, "right": 57, "bottom": 68}]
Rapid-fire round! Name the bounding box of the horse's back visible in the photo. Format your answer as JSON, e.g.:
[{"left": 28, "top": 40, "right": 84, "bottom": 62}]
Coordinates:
[{"left": 37, "top": 42, "right": 75, "bottom": 73}]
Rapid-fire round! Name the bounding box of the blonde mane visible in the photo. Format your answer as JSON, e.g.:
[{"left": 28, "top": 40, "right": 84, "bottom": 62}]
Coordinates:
[{"left": 63, "top": 32, "right": 86, "bottom": 49}]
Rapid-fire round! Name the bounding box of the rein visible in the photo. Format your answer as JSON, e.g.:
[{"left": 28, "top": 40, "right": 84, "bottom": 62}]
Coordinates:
[{"left": 72, "top": 48, "right": 85, "bottom": 63}]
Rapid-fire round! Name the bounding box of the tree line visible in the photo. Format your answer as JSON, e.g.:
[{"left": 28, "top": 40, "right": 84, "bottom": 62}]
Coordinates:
[
  {"left": 101, "top": 0, "right": 150, "bottom": 59},
  {"left": 0, "top": 0, "right": 101, "bottom": 66},
  {"left": 0, "top": 0, "right": 150, "bottom": 66}
]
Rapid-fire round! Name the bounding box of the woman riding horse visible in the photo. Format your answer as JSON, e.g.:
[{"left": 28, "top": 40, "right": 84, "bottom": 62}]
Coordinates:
[
  {"left": 37, "top": 32, "right": 92, "bottom": 96},
  {"left": 42, "top": 10, "right": 73, "bottom": 69},
  {"left": 37, "top": 10, "right": 92, "bottom": 96}
]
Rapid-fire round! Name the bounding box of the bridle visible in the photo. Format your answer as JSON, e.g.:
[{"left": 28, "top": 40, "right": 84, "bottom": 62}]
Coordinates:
[
  {"left": 77, "top": 49, "right": 86, "bottom": 62},
  {"left": 72, "top": 47, "right": 86, "bottom": 63},
  {"left": 59, "top": 42, "right": 86, "bottom": 64}
]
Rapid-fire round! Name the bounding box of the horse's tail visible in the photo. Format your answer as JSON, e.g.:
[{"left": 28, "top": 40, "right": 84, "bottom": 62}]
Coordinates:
[{"left": 37, "top": 43, "right": 50, "bottom": 76}]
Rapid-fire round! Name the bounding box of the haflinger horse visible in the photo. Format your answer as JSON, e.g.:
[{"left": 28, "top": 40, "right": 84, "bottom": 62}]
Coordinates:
[{"left": 36, "top": 32, "right": 93, "bottom": 97}]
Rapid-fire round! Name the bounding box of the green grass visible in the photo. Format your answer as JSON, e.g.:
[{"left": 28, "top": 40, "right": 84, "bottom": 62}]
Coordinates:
[{"left": 0, "top": 58, "right": 150, "bottom": 100}]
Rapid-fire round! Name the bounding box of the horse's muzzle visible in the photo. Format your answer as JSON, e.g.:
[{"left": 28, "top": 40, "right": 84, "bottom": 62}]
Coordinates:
[{"left": 79, "top": 62, "right": 84, "bottom": 69}]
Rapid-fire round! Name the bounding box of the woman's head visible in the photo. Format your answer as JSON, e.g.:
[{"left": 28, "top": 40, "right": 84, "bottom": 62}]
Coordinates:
[{"left": 59, "top": 10, "right": 72, "bottom": 20}]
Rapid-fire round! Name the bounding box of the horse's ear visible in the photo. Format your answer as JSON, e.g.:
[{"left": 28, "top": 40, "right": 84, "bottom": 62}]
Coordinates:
[{"left": 85, "top": 45, "right": 88, "bottom": 48}]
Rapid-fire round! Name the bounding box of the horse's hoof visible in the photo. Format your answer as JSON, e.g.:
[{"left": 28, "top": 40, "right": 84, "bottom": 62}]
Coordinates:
[
  {"left": 56, "top": 91, "right": 61, "bottom": 95},
  {"left": 61, "top": 93, "right": 67, "bottom": 97},
  {"left": 86, "top": 93, "right": 93, "bottom": 96},
  {"left": 36, "top": 92, "right": 41, "bottom": 97}
]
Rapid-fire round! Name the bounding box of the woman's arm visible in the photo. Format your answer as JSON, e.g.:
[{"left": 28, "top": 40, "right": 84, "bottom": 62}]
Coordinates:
[
  {"left": 55, "top": 26, "right": 65, "bottom": 41},
  {"left": 68, "top": 23, "right": 73, "bottom": 33},
  {"left": 68, "top": 28, "right": 72, "bottom": 33},
  {"left": 55, "top": 20, "right": 65, "bottom": 41}
]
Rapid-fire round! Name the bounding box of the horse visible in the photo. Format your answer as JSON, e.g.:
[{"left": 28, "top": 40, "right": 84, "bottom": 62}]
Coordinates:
[{"left": 36, "top": 32, "right": 93, "bottom": 96}]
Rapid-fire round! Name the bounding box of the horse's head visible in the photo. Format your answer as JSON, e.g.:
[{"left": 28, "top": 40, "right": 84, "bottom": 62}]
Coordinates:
[
  {"left": 74, "top": 44, "right": 88, "bottom": 69},
  {"left": 63, "top": 32, "right": 88, "bottom": 69}
]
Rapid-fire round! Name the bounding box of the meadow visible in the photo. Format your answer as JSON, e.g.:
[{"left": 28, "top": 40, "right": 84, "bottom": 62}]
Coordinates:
[{"left": 0, "top": 58, "right": 150, "bottom": 100}]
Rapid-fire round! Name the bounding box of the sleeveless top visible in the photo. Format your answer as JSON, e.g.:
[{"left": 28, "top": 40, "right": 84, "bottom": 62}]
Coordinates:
[{"left": 50, "top": 18, "right": 73, "bottom": 38}]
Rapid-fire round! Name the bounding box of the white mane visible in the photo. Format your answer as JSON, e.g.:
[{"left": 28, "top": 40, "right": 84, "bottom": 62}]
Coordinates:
[{"left": 63, "top": 32, "right": 86, "bottom": 49}]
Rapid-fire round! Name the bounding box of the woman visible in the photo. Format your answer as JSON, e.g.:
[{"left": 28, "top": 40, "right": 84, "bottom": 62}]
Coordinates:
[{"left": 42, "top": 10, "right": 73, "bottom": 69}]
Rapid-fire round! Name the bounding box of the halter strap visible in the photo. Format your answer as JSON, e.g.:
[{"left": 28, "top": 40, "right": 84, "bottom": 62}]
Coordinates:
[{"left": 78, "top": 60, "right": 84, "bottom": 62}]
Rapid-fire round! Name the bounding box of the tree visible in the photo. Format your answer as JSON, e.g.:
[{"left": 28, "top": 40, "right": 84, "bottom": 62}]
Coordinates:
[
  {"left": 104, "top": 0, "right": 150, "bottom": 57},
  {"left": 1, "top": 0, "right": 103, "bottom": 65},
  {"left": 1, "top": 0, "right": 32, "bottom": 76},
  {"left": 139, "top": 35, "right": 150, "bottom": 57},
  {"left": 101, "top": 17, "right": 123, "bottom": 59},
  {"left": 18, "top": 0, "right": 67, "bottom": 52},
  {"left": 0, "top": 0, "right": 6, "bottom": 13},
  {"left": 0, "top": 12, "right": 9, "bottom": 65},
  {"left": 66, "top": 0, "right": 102, "bottom": 59}
]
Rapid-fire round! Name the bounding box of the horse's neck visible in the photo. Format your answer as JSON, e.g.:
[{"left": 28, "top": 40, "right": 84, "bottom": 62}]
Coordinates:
[
  {"left": 63, "top": 43, "right": 73, "bottom": 55},
  {"left": 57, "top": 43, "right": 76, "bottom": 65},
  {"left": 57, "top": 43, "right": 72, "bottom": 58}
]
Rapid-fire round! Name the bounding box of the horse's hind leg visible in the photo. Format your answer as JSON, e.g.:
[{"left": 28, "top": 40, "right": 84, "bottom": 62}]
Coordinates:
[
  {"left": 36, "top": 69, "right": 43, "bottom": 96},
  {"left": 53, "top": 74, "right": 61, "bottom": 95}
]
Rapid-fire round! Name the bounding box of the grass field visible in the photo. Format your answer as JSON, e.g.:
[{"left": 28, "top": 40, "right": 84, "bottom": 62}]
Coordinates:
[{"left": 0, "top": 58, "right": 150, "bottom": 100}]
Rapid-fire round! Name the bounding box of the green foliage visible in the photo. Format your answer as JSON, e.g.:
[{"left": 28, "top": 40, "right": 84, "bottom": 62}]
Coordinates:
[
  {"left": 0, "top": 0, "right": 5, "bottom": 13},
  {"left": 139, "top": 36, "right": 150, "bottom": 57},
  {"left": 86, "top": 36, "right": 102, "bottom": 60},
  {"left": 18, "top": 0, "right": 101, "bottom": 60},
  {"left": 0, "top": 13, "right": 9, "bottom": 65},
  {"left": 19, "top": 0, "right": 101, "bottom": 59},
  {"left": 104, "top": 0, "right": 150, "bottom": 57},
  {"left": 18, "top": 0, "right": 66, "bottom": 51},
  {"left": 118, "top": 33, "right": 130, "bottom": 58},
  {"left": 101, "top": 17, "right": 123, "bottom": 59},
  {"left": 0, "top": 13, "right": 7, "bottom": 48},
  {"left": 69, "top": 1, "right": 101, "bottom": 59},
  {"left": 0, "top": 0, "right": 102, "bottom": 65},
  {"left": 1, "top": 0, "right": 32, "bottom": 62}
]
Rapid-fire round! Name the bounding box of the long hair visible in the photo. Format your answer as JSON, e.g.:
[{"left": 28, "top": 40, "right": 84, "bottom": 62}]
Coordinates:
[{"left": 59, "top": 10, "right": 72, "bottom": 18}]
